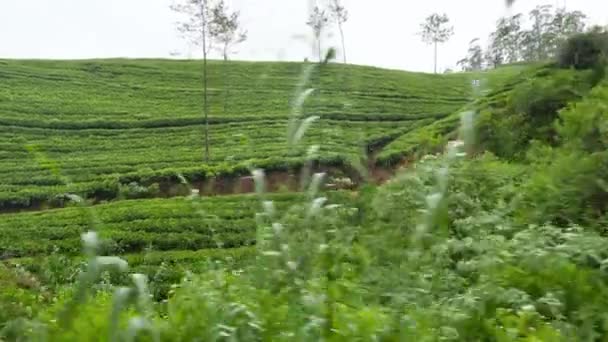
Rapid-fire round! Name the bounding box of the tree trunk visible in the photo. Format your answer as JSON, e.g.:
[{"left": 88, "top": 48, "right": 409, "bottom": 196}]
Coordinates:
[
  {"left": 223, "top": 47, "right": 229, "bottom": 114},
  {"left": 201, "top": 0, "right": 210, "bottom": 163},
  {"left": 338, "top": 22, "right": 346, "bottom": 64},
  {"left": 434, "top": 41, "right": 438, "bottom": 74},
  {"left": 318, "top": 35, "right": 322, "bottom": 63}
]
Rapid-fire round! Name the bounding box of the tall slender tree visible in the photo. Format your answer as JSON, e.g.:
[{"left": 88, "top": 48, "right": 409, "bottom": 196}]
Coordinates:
[
  {"left": 548, "top": 8, "right": 587, "bottom": 52},
  {"left": 171, "top": 0, "right": 214, "bottom": 162},
  {"left": 328, "top": 0, "right": 349, "bottom": 63},
  {"left": 419, "top": 13, "right": 454, "bottom": 73},
  {"left": 486, "top": 14, "right": 523, "bottom": 67},
  {"left": 209, "top": 1, "right": 247, "bottom": 62},
  {"left": 209, "top": 0, "right": 247, "bottom": 114},
  {"left": 523, "top": 5, "right": 554, "bottom": 61},
  {"left": 306, "top": 6, "right": 330, "bottom": 63}
]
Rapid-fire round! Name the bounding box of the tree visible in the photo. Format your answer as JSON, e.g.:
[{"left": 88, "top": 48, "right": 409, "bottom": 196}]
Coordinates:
[
  {"left": 171, "top": 0, "right": 214, "bottom": 162},
  {"left": 518, "top": 5, "right": 587, "bottom": 62},
  {"left": 307, "top": 6, "right": 330, "bottom": 63},
  {"left": 558, "top": 30, "right": 608, "bottom": 70},
  {"left": 209, "top": 0, "right": 247, "bottom": 113},
  {"left": 458, "top": 38, "right": 484, "bottom": 71},
  {"left": 486, "top": 14, "right": 523, "bottom": 67},
  {"left": 328, "top": 0, "right": 349, "bottom": 63},
  {"left": 522, "top": 5, "right": 554, "bottom": 61},
  {"left": 484, "top": 47, "right": 503, "bottom": 69},
  {"left": 481, "top": 6, "right": 588, "bottom": 67},
  {"left": 547, "top": 8, "right": 587, "bottom": 53},
  {"left": 419, "top": 13, "right": 454, "bottom": 74},
  {"left": 209, "top": 1, "right": 247, "bottom": 62}
]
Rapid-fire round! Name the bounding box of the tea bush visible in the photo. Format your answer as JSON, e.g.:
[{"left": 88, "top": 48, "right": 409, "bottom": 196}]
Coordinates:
[{"left": 3, "top": 57, "right": 608, "bottom": 340}]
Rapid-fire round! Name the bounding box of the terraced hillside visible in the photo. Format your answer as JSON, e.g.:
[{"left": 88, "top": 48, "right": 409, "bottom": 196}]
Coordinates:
[
  {"left": 0, "top": 59, "right": 531, "bottom": 300},
  {"left": 0, "top": 59, "right": 473, "bottom": 124},
  {"left": 0, "top": 190, "right": 356, "bottom": 298},
  {"left": 0, "top": 59, "right": 527, "bottom": 210}
]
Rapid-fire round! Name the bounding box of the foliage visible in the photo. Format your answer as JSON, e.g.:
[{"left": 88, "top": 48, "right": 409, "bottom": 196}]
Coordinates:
[
  {"left": 458, "top": 38, "right": 484, "bottom": 71},
  {"left": 0, "top": 263, "right": 47, "bottom": 328},
  {"left": 419, "top": 13, "right": 454, "bottom": 45},
  {"left": 481, "top": 5, "right": 588, "bottom": 68},
  {"left": 419, "top": 13, "right": 454, "bottom": 73},
  {"left": 306, "top": 6, "right": 330, "bottom": 63},
  {"left": 0, "top": 192, "right": 348, "bottom": 257},
  {"left": 558, "top": 29, "right": 608, "bottom": 70},
  {"left": 0, "top": 59, "right": 488, "bottom": 209},
  {"left": 517, "top": 81, "right": 608, "bottom": 228},
  {"left": 4, "top": 52, "right": 608, "bottom": 340},
  {"left": 171, "top": 0, "right": 212, "bottom": 50},
  {"left": 118, "top": 182, "right": 160, "bottom": 200},
  {"left": 476, "top": 68, "right": 593, "bottom": 159},
  {"left": 486, "top": 14, "right": 523, "bottom": 67},
  {"left": 379, "top": 64, "right": 536, "bottom": 164},
  {"left": 8, "top": 139, "right": 608, "bottom": 340},
  {"left": 209, "top": 0, "right": 247, "bottom": 60},
  {"left": 328, "top": 0, "right": 349, "bottom": 63}
]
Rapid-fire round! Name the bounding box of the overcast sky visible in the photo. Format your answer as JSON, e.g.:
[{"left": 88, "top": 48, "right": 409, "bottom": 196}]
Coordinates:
[{"left": 0, "top": 0, "right": 606, "bottom": 72}]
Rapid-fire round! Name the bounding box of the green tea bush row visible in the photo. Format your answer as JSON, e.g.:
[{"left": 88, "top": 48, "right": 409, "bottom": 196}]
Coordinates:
[
  {"left": 0, "top": 120, "right": 417, "bottom": 209},
  {"left": 11, "top": 150, "right": 608, "bottom": 340},
  {"left": 0, "top": 191, "right": 351, "bottom": 257},
  {"left": 0, "top": 59, "right": 474, "bottom": 125}
]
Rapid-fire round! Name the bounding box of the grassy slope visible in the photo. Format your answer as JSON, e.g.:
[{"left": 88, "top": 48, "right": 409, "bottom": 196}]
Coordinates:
[
  {"left": 0, "top": 191, "right": 354, "bottom": 298},
  {"left": 0, "top": 192, "right": 323, "bottom": 258},
  {"left": 377, "top": 64, "right": 540, "bottom": 164},
  {"left": 0, "top": 59, "right": 526, "bottom": 209},
  {"left": 0, "top": 59, "right": 528, "bottom": 283},
  {"left": 3, "top": 50, "right": 608, "bottom": 337},
  {"left": 0, "top": 59, "right": 473, "bottom": 124}
]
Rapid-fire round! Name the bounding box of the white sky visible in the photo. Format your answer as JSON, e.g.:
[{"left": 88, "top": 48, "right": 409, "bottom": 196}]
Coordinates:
[{"left": 0, "top": 0, "right": 606, "bottom": 73}]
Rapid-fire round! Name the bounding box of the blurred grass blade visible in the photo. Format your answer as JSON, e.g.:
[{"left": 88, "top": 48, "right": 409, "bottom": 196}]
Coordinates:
[{"left": 294, "top": 115, "right": 320, "bottom": 144}]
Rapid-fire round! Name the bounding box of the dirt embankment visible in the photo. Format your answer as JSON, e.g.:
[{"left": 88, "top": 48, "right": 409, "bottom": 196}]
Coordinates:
[{"left": 1, "top": 137, "right": 408, "bottom": 214}]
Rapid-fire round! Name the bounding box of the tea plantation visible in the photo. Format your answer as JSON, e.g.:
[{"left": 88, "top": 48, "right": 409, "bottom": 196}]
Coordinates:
[
  {"left": 5, "top": 55, "right": 608, "bottom": 340},
  {"left": 0, "top": 59, "right": 526, "bottom": 210}
]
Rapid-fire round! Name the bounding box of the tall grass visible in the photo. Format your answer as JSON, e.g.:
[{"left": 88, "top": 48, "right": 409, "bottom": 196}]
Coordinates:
[{"left": 4, "top": 3, "right": 608, "bottom": 340}]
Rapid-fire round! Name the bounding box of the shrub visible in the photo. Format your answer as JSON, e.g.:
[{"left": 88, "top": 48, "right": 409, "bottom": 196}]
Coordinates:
[
  {"left": 518, "top": 83, "right": 608, "bottom": 229},
  {"left": 118, "top": 182, "right": 160, "bottom": 200},
  {"left": 556, "top": 82, "right": 608, "bottom": 152},
  {"left": 558, "top": 30, "right": 608, "bottom": 70},
  {"left": 0, "top": 264, "right": 46, "bottom": 327},
  {"left": 477, "top": 69, "right": 592, "bottom": 159},
  {"left": 518, "top": 150, "right": 608, "bottom": 228}
]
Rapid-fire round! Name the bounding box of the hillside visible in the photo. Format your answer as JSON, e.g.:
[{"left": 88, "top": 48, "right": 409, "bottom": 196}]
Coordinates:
[
  {"left": 3, "top": 51, "right": 608, "bottom": 338},
  {"left": 0, "top": 59, "right": 473, "bottom": 124},
  {"left": 0, "top": 58, "right": 528, "bottom": 307},
  {"left": 0, "top": 59, "right": 526, "bottom": 210}
]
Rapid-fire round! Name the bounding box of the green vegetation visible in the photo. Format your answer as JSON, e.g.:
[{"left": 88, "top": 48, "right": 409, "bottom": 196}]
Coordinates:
[
  {"left": 0, "top": 59, "right": 522, "bottom": 210},
  {"left": 4, "top": 46, "right": 608, "bottom": 340},
  {"left": 0, "top": 119, "right": 426, "bottom": 209},
  {"left": 377, "top": 64, "right": 536, "bottom": 164},
  {"left": 462, "top": 5, "right": 590, "bottom": 70},
  {"left": 0, "top": 192, "right": 351, "bottom": 302},
  {"left": 0, "top": 192, "right": 353, "bottom": 258},
  {"left": 0, "top": 59, "right": 473, "bottom": 125}
]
